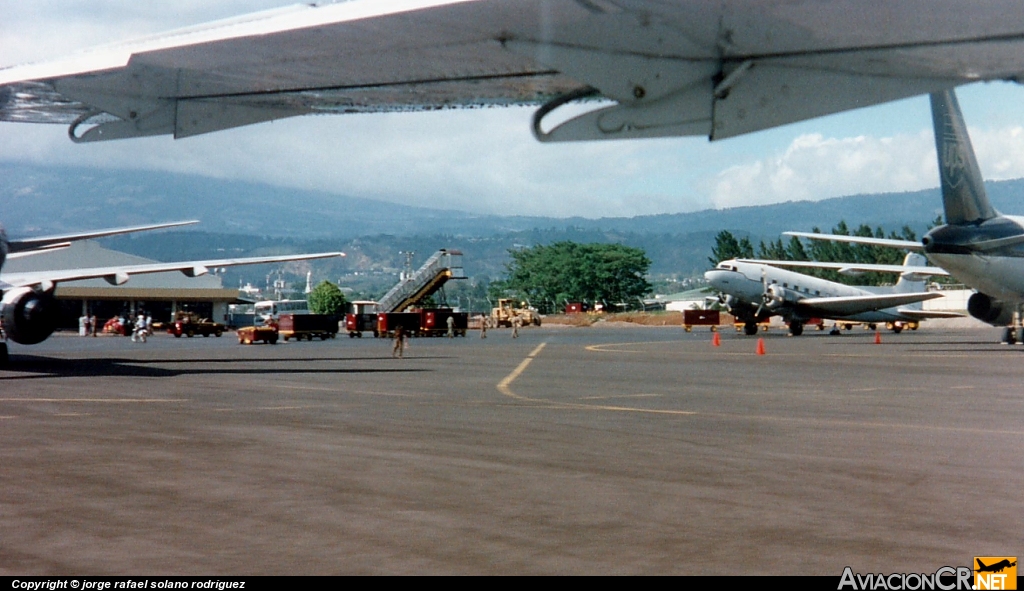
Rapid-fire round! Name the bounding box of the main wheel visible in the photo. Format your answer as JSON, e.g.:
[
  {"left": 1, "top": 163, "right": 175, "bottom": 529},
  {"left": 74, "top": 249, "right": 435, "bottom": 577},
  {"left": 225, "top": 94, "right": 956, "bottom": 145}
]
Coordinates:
[
  {"left": 215, "top": 330, "right": 223, "bottom": 337},
  {"left": 743, "top": 322, "right": 758, "bottom": 336},
  {"left": 789, "top": 322, "right": 804, "bottom": 336}
]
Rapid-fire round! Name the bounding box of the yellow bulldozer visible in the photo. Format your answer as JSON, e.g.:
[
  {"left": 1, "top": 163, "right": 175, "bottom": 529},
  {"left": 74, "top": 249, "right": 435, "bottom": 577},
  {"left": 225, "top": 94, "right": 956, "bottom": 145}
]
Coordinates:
[{"left": 491, "top": 298, "right": 542, "bottom": 328}]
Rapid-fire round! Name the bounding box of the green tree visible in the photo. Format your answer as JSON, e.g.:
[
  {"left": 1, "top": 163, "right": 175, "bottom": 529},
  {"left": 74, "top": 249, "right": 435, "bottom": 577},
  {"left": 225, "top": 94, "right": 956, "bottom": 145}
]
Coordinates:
[
  {"left": 710, "top": 230, "right": 755, "bottom": 264},
  {"left": 504, "top": 242, "right": 652, "bottom": 313},
  {"left": 307, "top": 280, "right": 348, "bottom": 315}
]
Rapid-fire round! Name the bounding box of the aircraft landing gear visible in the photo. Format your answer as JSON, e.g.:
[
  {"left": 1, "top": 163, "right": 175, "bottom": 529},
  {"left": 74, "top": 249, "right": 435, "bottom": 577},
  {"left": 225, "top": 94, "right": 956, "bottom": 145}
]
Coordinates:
[
  {"left": 743, "top": 321, "right": 758, "bottom": 336},
  {"left": 0, "top": 341, "right": 8, "bottom": 368},
  {"left": 1004, "top": 308, "right": 1024, "bottom": 345},
  {"left": 788, "top": 321, "right": 804, "bottom": 336}
]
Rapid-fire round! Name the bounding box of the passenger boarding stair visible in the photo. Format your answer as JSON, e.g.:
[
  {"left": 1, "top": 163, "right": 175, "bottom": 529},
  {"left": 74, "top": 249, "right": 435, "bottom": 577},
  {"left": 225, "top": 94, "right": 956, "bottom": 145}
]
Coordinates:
[{"left": 376, "top": 249, "right": 465, "bottom": 313}]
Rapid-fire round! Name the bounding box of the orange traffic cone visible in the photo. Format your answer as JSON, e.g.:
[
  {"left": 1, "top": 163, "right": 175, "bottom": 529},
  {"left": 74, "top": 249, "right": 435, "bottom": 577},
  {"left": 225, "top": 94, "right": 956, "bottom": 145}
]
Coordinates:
[
  {"left": 756, "top": 338, "right": 766, "bottom": 355},
  {"left": 874, "top": 331, "right": 882, "bottom": 345},
  {"left": 712, "top": 331, "right": 721, "bottom": 347}
]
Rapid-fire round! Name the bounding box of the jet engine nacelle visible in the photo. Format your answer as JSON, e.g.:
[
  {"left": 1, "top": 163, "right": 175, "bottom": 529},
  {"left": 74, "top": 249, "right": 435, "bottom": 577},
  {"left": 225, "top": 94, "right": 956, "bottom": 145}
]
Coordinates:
[
  {"left": 1, "top": 287, "right": 60, "bottom": 345},
  {"left": 966, "top": 292, "right": 1015, "bottom": 326}
]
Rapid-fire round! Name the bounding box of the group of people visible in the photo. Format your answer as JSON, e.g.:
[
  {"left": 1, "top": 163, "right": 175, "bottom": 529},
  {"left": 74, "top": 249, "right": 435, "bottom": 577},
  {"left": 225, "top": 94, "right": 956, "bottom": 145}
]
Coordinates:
[
  {"left": 77, "top": 314, "right": 100, "bottom": 337},
  {"left": 80, "top": 312, "right": 153, "bottom": 342}
]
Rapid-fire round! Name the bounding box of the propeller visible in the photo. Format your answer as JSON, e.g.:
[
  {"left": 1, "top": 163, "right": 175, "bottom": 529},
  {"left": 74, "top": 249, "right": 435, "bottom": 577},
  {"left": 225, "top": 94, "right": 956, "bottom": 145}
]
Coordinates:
[{"left": 754, "top": 266, "right": 770, "bottom": 318}]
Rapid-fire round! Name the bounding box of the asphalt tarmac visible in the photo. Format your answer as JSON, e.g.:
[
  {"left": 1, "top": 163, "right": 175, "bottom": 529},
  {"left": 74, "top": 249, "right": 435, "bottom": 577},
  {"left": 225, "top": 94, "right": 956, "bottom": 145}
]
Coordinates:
[{"left": 1, "top": 325, "right": 1021, "bottom": 575}]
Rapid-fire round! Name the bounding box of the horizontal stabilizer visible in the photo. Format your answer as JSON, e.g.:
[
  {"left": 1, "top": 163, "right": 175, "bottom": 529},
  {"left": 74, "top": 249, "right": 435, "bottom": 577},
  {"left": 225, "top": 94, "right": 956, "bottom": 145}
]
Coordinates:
[
  {"left": 783, "top": 232, "right": 923, "bottom": 251},
  {"left": 738, "top": 258, "right": 948, "bottom": 276}
]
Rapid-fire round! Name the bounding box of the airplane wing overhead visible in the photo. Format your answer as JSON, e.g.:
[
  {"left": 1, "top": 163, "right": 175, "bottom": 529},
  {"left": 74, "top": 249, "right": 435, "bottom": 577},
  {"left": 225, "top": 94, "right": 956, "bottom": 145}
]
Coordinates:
[
  {"left": 3, "top": 0, "right": 1024, "bottom": 143},
  {"left": 796, "top": 292, "right": 943, "bottom": 316},
  {"left": 0, "top": 252, "right": 343, "bottom": 291}
]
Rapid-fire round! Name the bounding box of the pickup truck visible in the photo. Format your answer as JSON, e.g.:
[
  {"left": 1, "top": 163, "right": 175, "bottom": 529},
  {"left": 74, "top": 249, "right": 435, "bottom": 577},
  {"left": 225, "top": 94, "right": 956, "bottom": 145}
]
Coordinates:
[{"left": 169, "top": 312, "right": 225, "bottom": 338}]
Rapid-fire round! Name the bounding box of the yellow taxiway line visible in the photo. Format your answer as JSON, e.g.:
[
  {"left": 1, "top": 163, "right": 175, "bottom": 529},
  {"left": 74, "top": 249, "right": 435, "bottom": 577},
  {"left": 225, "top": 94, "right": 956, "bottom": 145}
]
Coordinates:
[{"left": 496, "top": 342, "right": 696, "bottom": 416}]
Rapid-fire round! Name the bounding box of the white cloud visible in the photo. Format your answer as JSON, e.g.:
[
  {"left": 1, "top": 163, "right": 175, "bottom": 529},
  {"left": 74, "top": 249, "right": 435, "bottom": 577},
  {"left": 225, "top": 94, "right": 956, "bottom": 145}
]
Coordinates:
[{"left": 710, "top": 125, "right": 1024, "bottom": 211}]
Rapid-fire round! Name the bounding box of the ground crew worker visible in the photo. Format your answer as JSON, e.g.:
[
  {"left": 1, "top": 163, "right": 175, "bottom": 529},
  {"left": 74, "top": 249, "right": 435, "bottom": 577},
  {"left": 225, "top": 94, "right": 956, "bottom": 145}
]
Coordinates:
[
  {"left": 480, "top": 314, "right": 487, "bottom": 339},
  {"left": 446, "top": 314, "right": 455, "bottom": 338},
  {"left": 392, "top": 325, "right": 406, "bottom": 358},
  {"left": 511, "top": 314, "right": 521, "bottom": 339}
]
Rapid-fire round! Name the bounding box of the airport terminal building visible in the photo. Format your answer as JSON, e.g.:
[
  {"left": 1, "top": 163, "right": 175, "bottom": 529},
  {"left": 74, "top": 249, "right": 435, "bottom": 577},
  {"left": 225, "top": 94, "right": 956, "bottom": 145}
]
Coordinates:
[{"left": 3, "top": 241, "right": 241, "bottom": 329}]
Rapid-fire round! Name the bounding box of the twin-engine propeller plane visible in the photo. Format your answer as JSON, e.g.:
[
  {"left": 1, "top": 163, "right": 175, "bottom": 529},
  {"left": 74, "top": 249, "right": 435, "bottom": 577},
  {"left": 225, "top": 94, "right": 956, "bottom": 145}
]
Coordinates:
[
  {"left": 0, "top": 220, "right": 343, "bottom": 364},
  {"left": 3, "top": 1, "right": 1024, "bottom": 143},
  {"left": 786, "top": 89, "right": 1024, "bottom": 344},
  {"left": 705, "top": 253, "right": 958, "bottom": 336}
]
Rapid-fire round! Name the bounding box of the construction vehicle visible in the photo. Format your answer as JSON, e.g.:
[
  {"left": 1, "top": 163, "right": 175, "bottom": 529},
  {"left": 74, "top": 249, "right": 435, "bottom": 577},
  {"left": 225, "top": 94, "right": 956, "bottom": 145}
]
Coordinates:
[{"left": 491, "top": 299, "right": 541, "bottom": 328}]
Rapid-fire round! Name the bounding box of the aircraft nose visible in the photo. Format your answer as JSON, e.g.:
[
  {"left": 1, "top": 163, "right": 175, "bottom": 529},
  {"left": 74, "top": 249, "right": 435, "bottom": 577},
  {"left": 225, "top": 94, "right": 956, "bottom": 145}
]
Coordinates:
[{"left": 704, "top": 269, "right": 729, "bottom": 289}]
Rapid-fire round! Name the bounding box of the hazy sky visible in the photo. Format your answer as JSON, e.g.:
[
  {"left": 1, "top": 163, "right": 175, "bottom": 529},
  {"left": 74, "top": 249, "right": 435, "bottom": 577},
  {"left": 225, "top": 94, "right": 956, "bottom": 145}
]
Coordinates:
[{"left": 4, "top": 1, "right": 1024, "bottom": 218}]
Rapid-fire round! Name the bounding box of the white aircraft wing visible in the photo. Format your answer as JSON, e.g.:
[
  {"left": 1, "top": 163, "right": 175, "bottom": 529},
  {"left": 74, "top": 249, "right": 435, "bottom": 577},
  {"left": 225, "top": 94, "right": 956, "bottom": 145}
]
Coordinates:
[
  {"left": 0, "top": 252, "right": 343, "bottom": 291},
  {"left": 3, "top": 0, "right": 1024, "bottom": 143},
  {"left": 783, "top": 232, "right": 924, "bottom": 251},
  {"left": 895, "top": 308, "right": 964, "bottom": 319},
  {"left": 7, "top": 220, "right": 198, "bottom": 253},
  {"left": 738, "top": 258, "right": 949, "bottom": 277},
  {"left": 795, "top": 292, "right": 944, "bottom": 316}
]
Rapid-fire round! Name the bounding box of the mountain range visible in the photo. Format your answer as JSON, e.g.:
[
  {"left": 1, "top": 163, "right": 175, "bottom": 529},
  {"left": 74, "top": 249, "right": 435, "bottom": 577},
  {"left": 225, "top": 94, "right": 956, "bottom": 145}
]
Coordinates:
[{"left": 5, "top": 163, "right": 1024, "bottom": 290}]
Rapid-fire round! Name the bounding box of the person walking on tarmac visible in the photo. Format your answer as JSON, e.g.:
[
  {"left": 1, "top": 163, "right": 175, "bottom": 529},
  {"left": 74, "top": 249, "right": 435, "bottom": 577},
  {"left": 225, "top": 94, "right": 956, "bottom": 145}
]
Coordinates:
[
  {"left": 392, "top": 325, "right": 406, "bottom": 358},
  {"left": 511, "top": 314, "right": 522, "bottom": 339},
  {"left": 446, "top": 314, "right": 455, "bottom": 338},
  {"left": 480, "top": 314, "right": 488, "bottom": 339}
]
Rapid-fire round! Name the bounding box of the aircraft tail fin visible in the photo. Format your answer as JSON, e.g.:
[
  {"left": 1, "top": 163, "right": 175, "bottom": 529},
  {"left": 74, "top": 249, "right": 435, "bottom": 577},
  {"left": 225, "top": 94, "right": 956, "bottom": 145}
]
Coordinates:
[
  {"left": 894, "top": 252, "right": 930, "bottom": 296},
  {"left": 930, "top": 91, "right": 998, "bottom": 225}
]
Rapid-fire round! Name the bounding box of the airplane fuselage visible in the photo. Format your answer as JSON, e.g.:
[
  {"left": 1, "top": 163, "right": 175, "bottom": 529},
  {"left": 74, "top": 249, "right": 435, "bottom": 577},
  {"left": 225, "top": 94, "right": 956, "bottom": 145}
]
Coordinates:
[{"left": 706, "top": 260, "right": 924, "bottom": 324}]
